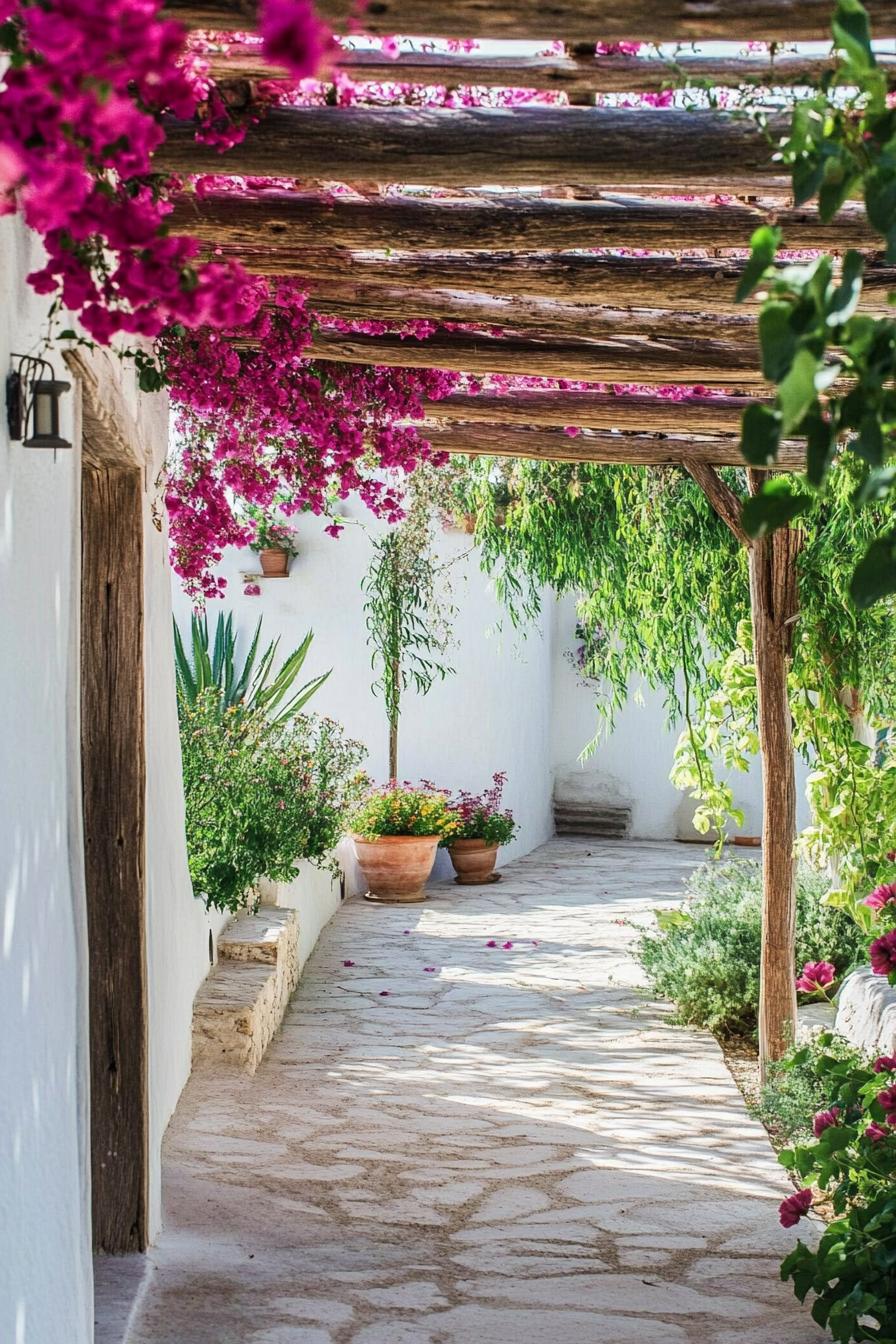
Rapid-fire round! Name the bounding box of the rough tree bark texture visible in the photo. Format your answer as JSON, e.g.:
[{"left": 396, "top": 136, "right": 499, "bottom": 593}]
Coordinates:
[
  {"left": 747, "top": 473, "right": 801, "bottom": 1075},
  {"left": 170, "top": 191, "right": 877, "bottom": 255},
  {"left": 81, "top": 461, "right": 148, "bottom": 1252}
]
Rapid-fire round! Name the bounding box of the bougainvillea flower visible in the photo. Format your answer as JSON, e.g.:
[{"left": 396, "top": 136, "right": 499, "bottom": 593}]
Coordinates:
[
  {"left": 502, "top": 941, "right": 514, "bottom": 950},
  {"left": 876, "top": 1085, "right": 896, "bottom": 1114},
  {"left": 779, "top": 1188, "right": 813, "bottom": 1228},
  {"left": 870, "top": 930, "right": 896, "bottom": 977},
  {"left": 486, "top": 940, "right": 497, "bottom": 948},
  {"left": 864, "top": 882, "right": 896, "bottom": 911},
  {"left": 423, "top": 966, "right": 437, "bottom": 973},
  {"left": 873, "top": 1055, "right": 896, "bottom": 1074},
  {"left": 260, "top": 0, "right": 331, "bottom": 80},
  {"left": 795, "top": 961, "right": 837, "bottom": 993},
  {"left": 378, "top": 990, "right": 390, "bottom": 997},
  {"left": 812, "top": 1106, "right": 840, "bottom": 1137},
  {"left": 342, "top": 960, "right": 355, "bottom": 967},
  {"left": 866, "top": 1122, "right": 891, "bottom": 1143}
]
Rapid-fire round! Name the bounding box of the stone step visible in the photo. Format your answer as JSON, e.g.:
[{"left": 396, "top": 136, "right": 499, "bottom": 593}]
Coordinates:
[
  {"left": 553, "top": 801, "right": 632, "bottom": 839},
  {"left": 192, "top": 908, "right": 300, "bottom": 1075}
]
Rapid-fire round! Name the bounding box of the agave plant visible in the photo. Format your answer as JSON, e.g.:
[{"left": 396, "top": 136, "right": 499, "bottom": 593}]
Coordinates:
[{"left": 173, "top": 611, "right": 329, "bottom": 725}]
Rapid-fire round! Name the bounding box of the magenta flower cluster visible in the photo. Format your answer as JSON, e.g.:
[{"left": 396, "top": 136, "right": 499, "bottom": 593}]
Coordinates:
[
  {"left": 162, "top": 283, "right": 458, "bottom": 596},
  {"left": 0, "top": 0, "right": 326, "bottom": 344},
  {"left": 795, "top": 960, "right": 836, "bottom": 994}
]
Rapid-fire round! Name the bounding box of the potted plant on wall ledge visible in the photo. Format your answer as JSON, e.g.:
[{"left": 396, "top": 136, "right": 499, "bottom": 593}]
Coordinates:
[
  {"left": 247, "top": 507, "right": 299, "bottom": 578},
  {"left": 349, "top": 782, "right": 455, "bottom": 903},
  {"left": 445, "top": 772, "right": 518, "bottom": 885}
]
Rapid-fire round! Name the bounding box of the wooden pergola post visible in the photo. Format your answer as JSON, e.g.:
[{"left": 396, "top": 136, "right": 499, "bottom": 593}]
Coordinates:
[
  {"left": 747, "top": 472, "right": 801, "bottom": 1075},
  {"left": 686, "top": 462, "right": 800, "bottom": 1077}
]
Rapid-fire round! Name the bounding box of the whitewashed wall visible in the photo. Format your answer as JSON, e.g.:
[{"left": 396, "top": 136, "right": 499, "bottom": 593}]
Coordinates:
[
  {"left": 550, "top": 592, "right": 811, "bottom": 839},
  {"left": 0, "top": 216, "right": 225, "bottom": 1343},
  {"left": 171, "top": 505, "right": 557, "bottom": 878}
]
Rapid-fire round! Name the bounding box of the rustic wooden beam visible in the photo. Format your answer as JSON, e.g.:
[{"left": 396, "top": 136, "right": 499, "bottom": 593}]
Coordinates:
[
  {"left": 309, "top": 287, "right": 759, "bottom": 343},
  {"left": 746, "top": 470, "right": 801, "bottom": 1075},
  {"left": 412, "top": 421, "right": 802, "bottom": 468},
  {"left": 684, "top": 458, "right": 753, "bottom": 546},
  {"left": 82, "top": 461, "right": 148, "bottom": 1253},
  {"left": 205, "top": 44, "right": 896, "bottom": 96},
  {"left": 421, "top": 390, "right": 753, "bottom": 434},
  {"left": 166, "top": 0, "right": 896, "bottom": 44},
  {"left": 156, "top": 106, "right": 788, "bottom": 189},
  {"left": 169, "top": 190, "right": 879, "bottom": 255},
  {"left": 300, "top": 326, "right": 766, "bottom": 384}
]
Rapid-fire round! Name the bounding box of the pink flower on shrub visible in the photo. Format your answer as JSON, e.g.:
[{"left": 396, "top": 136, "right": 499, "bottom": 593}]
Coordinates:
[
  {"left": 812, "top": 1106, "right": 840, "bottom": 1137},
  {"left": 876, "top": 1085, "right": 896, "bottom": 1116},
  {"left": 870, "top": 930, "right": 896, "bottom": 977},
  {"left": 866, "top": 1122, "right": 891, "bottom": 1143},
  {"left": 779, "top": 1188, "right": 813, "bottom": 1228},
  {"left": 795, "top": 961, "right": 836, "bottom": 993},
  {"left": 864, "top": 882, "right": 896, "bottom": 912},
  {"left": 873, "top": 1055, "right": 896, "bottom": 1074}
]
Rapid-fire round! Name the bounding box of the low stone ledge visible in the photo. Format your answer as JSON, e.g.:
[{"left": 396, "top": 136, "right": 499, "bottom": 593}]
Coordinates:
[
  {"left": 834, "top": 966, "right": 896, "bottom": 1057},
  {"left": 192, "top": 908, "right": 300, "bottom": 1074}
]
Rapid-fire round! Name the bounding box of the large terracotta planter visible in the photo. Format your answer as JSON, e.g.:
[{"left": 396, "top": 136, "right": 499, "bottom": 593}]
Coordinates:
[
  {"left": 259, "top": 547, "right": 290, "bottom": 577},
  {"left": 353, "top": 834, "right": 440, "bottom": 903},
  {"left": 448, "top": 838, "right": 499, "bottom": 885}
]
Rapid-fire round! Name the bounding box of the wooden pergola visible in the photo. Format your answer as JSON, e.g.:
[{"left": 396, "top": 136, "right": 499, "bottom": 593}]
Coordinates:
[{"left": 160, "top": 0, "right": 895, "bottom": 1072}]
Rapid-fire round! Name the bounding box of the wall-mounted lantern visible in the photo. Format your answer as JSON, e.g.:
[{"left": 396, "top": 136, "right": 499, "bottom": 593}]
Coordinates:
[{"left": 6, "top": 354, "right": 72, "bottom": 450}]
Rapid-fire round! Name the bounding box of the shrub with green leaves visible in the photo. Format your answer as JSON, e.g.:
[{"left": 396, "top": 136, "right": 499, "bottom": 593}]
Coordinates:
[
  {"left": 180, "top": 689, "right": 366, "bottom": 912},
  {"left": 775, "top": 1034, "right": 896, "bottom": 1343},
  {"left": 756, "top": 1034, "right": 869, "bottom": 1145},
  {"left": 637, "top": 859, "right": 866, "bottom": 1036}
]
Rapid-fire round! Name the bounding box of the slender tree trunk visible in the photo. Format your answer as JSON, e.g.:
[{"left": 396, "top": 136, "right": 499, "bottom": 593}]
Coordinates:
[
  {"left": 747, "top": 472, "right": 802, "bottom": 1079},
  {"left": 388, "top": 656, "right": 400, "bottom": 781}
]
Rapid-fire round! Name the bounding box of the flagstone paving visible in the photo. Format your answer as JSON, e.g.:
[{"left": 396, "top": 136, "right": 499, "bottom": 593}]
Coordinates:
[{"left": 129, "top": 839, "right": 825, "bottom": 1344}]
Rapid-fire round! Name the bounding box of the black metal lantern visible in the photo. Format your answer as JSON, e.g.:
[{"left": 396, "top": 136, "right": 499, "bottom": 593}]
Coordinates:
[{"left": 6, "top": 355, "right": 72, "bottom": 450}]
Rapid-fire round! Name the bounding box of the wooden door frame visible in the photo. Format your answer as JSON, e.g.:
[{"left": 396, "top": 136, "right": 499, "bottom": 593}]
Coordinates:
[{"left": 68, "top": 350, "right": 150, "bottom": 1254}]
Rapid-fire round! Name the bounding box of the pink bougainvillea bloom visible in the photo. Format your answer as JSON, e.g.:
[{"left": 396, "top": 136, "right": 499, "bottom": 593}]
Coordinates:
[
  {"left": 486, "top": 940, "right": 497, "bottom": 948},
  {"left": 863, "top": 882, "right": 896, "bottom": 911},
  {"left": 873, "top": 1054, "right": 896, "bottom": 1074},
  {"left": 870, "top": 930, "right": 896, "bottom": 977},
  {"left": 423, "top": 966, "right": 437, "bottom": 973},
  {"left": 812, "top": 1106, "right": 840, "bottom": 1137},
  {"left": 795, "top": 961, "right": 837, "bottom": 993},
  {"left": 876, "top": 1085, "right": 896, "bottom": 1114},
  {"left": 243, "top": 582, "right": 261, "bottom": 596},
  {"left": 342, "top": 960, "right": 355, "bottom": 967},
  {"left": 779, "top": 1188, "right": 813, "bottom": 1228},
  {"left": 502, "top": 941, "right": 514, "bottom": 950},
  {"left": 378, "top": 990, "right": 389, "bottom": 997},
  {"left": 260, "top": 0, "right": 331, "bottom": 79},
  {"left": 866, "top": 1122, "right": 891, "bottom": 1143}
]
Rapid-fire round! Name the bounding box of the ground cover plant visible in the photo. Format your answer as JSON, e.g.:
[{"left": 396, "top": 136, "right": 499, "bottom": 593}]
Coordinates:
[{"left": 637, "top": 859, "right": 866, "bottom": 1037}]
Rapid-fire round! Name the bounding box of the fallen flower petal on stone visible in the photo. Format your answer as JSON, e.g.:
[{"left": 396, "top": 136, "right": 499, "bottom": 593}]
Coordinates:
[
  {"left": 342, "top": 960, "right": 355, "bottom": 967},
  {"left": 378, "top": 990, "right": 390, "bottom": 997},
  {"left": 486, "top": 940, "right": 497, "bottom": 948},
  {"left": 423, "top": 966, "right": 437, "bottom": 973},
  {"left": 502, "top": 941, "right": 514, "bottom": 949}
]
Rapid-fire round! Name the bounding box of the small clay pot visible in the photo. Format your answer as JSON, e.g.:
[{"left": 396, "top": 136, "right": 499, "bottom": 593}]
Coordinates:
[
  {"left": 353, "top": 834, "right": 441, "bottom": 903},
  {"left": 259, "top": 547, "right": 290, "bottom": 577},
  {"left": 448, "top": 838, "right": 499, "bottom": 885}
]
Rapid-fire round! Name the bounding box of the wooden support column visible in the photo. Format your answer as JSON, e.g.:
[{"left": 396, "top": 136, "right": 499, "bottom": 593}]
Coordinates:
[
  {"left": 747, "top": 471, "right": 801, "bottom": 1076},
  {"left": 685, "top": 462, "right": 800, "bottom": 1076}
]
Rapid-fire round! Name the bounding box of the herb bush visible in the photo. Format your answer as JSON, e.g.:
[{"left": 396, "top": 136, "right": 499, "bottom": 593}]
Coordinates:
[
  {"left": 180, "top": 689, "right": 366, "bottom": 912},
  {"left": 756, "top": 1035, "right": 869, "bottom": 1145},
  {"left": 637, "top": 859, "right": 866, "bottom": 1036}
]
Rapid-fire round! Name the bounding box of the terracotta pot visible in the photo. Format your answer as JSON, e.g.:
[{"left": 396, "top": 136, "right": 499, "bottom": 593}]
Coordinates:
[
  {"left": 448, "top": 838, "right": 499, "bottom": 885},
  {"left": 353, "top": 834, "right": 440, "bottom": 903},
  {"left": 259, "top": 547, "right": 290, "bottom": 577}
]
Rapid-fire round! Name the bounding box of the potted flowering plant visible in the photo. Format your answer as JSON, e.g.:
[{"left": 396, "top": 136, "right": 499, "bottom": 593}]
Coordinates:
[
  {"left": 444, "top": 772, "right": 518, "bottom": 885},
  {"left": 247, "top": 508, "right": 299, "bottom": 578},
  {"left": 349, "top": 782, "right": 455, "bottom": 903}
]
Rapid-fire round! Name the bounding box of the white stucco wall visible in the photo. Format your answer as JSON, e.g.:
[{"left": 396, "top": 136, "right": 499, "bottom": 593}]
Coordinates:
[
  {"left": 550, "top": 593, "right": 811, "bottom": 840},
  {"left": 172, "top": 506, "right": 557, "bottom": 876},
  {"left": 0, "top": 216, "right": 226, "bottom": 1339},
  {"left": 0, "top": 222, "right": 93, "bottom": 1344}
]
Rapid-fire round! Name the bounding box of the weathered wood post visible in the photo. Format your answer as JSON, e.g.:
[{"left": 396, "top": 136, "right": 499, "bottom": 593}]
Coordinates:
[
  {"left": 686, "top": 462, "right": 801, "bottom": 1078},
  {"left": 746, "top": 471, "right": 801, "bottom": 1077}
]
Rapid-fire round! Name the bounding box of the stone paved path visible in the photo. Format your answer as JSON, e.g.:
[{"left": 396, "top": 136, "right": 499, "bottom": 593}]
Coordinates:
[{"left": 130, "top": 840, "right": 825, "bottom": 1344}]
